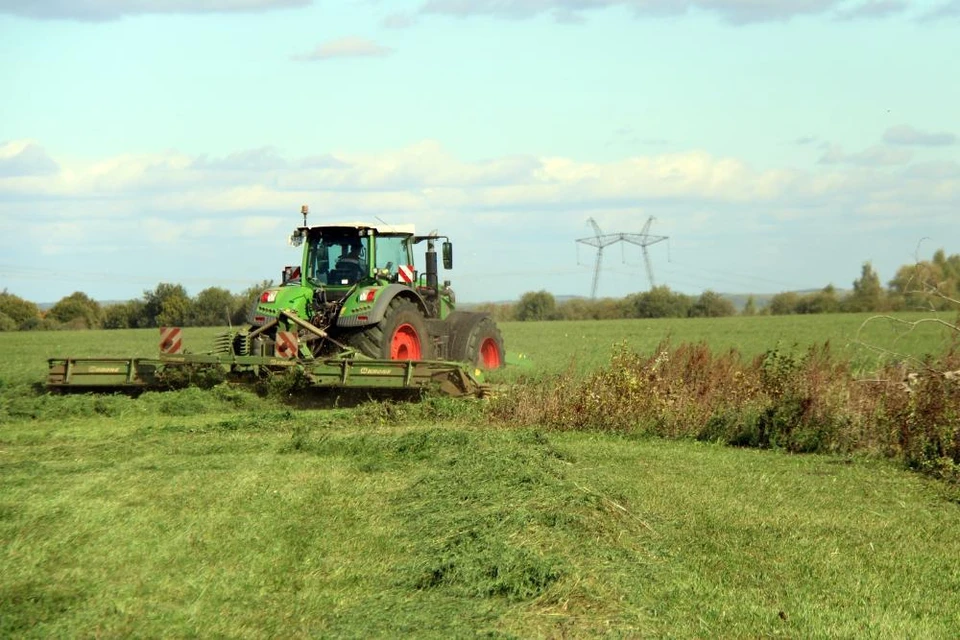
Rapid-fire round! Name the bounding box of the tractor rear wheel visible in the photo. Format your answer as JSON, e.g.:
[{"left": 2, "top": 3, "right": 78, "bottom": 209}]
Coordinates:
[
  {"left": 345, "top": 298, "right": 433, "bottom": 360},
  {"left": 448, "top": 312, "right": 504, "bottom": 370}
]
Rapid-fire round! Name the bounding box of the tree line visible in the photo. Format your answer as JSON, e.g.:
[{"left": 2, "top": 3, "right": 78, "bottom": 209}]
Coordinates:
[
  {"left": 0, "top": 250, "right": 956, "bottom": 330},
  {"left": 475, "top": 287, "right": 739, "bottom": 323},
  {"left": 0, "top": 282, "right": 271, "bottom": 332},
  {"left": 764, "top": 250, "right": 959, "bottom": 315},
  {"left": 475, "top": 250, "right": 960, "bottom": 322}
]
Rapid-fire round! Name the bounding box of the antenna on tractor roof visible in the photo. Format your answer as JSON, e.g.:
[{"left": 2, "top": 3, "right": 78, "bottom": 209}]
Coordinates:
[
  {"left": 374, "top": 216, "right": 398, "bottom": 233},
  {"left": 300, "top": 204, "right": 309, "bottom": 226}
]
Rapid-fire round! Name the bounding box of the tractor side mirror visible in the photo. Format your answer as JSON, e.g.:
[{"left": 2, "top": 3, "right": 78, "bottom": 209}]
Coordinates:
[{"left": 442, "top": 241, "right": 453, "bottom": 270}]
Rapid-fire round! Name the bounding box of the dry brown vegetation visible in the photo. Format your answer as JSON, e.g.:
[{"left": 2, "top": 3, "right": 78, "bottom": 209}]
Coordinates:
[{"left": 490, "top": 340, "right": 960, "bottom": 482}]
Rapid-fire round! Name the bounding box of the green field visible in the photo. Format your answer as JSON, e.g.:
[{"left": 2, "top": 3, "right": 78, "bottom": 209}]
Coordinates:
[
  {"left": 1, "top": 310, "right": 955, "bottom": 386},
  {"left": 2, "top": 314, "right": 959, "bottom": 637},
  {"left": 502, "top": 311, "right": 956, "bottom": 376}
]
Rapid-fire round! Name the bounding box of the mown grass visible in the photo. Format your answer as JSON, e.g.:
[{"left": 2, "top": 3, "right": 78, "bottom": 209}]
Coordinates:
[
  {"left": 3, "top": 406, "right": 959, "bottom": 638},
  {"left": 2, "top": 315, "right": 959, "bottom": 636}
]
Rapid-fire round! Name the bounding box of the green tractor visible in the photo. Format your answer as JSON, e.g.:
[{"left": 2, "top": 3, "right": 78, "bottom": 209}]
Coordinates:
[
  {"left": 239, "top": 205, "right": 505, "bottom": 369},
  {"left": 47, "top": 206, "right": 506, "bottom": 397}
]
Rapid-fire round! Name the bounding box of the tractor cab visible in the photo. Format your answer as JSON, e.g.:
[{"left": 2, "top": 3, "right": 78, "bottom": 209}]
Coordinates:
[{"left": 299, "top": 224, "right": 417, "bottom": 291}]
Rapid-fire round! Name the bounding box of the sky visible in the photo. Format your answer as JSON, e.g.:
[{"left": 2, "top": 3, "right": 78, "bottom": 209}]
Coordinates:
[{"left": 1, "top": 0, "right": 958, "bottom": 304}]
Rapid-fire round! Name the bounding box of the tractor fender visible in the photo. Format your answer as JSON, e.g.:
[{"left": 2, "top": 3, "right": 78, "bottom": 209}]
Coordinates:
[{"left": 337, "top": 284, "right": 428, "bottom": 328}]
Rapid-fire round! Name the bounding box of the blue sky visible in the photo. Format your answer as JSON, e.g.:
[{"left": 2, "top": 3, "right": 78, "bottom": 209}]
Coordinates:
[{"left": 1, "top": 0, "right": 958, "bottom": 304}]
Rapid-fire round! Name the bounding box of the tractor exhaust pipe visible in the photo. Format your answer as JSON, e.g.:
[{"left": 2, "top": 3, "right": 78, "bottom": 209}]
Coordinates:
[{"left": 425, "top": 238, "right": 439, "bottom": 291}]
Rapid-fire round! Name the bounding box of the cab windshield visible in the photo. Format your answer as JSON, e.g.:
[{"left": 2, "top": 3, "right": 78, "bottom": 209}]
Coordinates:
[{"left": 306, "top": 229, "right": 368, "bottom": 286}]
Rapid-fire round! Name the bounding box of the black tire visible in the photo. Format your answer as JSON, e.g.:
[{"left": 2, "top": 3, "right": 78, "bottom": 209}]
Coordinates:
[
  {"left": 447, "top": 312, "right": 505, "bottom": 370},
  {"left": 345, "top": 297, "right": 433, "bottom": 360}
]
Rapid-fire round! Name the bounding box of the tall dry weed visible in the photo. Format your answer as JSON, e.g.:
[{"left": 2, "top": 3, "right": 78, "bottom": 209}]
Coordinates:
[{"left": 488, "top": 341, "right": 960, "bottom": 481}]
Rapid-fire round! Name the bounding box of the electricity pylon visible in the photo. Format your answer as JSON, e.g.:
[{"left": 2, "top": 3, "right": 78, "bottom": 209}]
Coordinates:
[
  {"left": 620, "top": 216, "right": 668, "bottom": 289},
  {"left": 576, "top": 218, "right": 621, "bottom": 299},
  {"left": 575, "top": 216, "right": 668, "bottom": 298}
]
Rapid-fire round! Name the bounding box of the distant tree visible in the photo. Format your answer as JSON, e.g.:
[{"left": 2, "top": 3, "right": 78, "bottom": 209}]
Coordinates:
[
  {"left": 594, "top": 298, "right": 625, "bottom": 320},
  {"left": 768, "top": 291, "right": 801, "bottom": 315},
  {"left": 0, "top": 290, "right": 40, "bottom": 329},
  {"left": 556, "top": 298, "right": 616, "bottom": 321},
  {"left": 0, "top": 312, "right": 17, "bottom": 332},
  {"left": 232, "top": 280, "right": 273, "bottom": 326},
  {"left": 624, "top": 286, "right": 692, "bottom": 318},
  {"left": 143, "top": 283, "right": 191, "bottom": 327},
  {"left": 797, "top": 285, "right": 841, "bottom": 314},
  {"left": 557, "top": 298, "right": 591, "bottom": 321},
  {"left": 933, "top": 249, "right": 960, "bottom": 275},
  {"left": 190, "top": 287, "right": 236, "bottom": 327},
  {"left": 515, "top": 290, "right": 557, "bottom": 321},
  {"left": 689, "top": 290, "right": 736, "bottom": 318},
  {"left": 887, "top": 250, "right": 960, "bottom": 311},
  {"left": 102, "top": 300, "right": 146, "bottom": 329},
  {"left": 845, "top": 262, "right": 885, "bottom": 312},
  {"left": 470, "top": 302, "right": 515, "bottom": 323},
  {"left": 741, "top": 295, "right": 757, "bottom": 316},
  {"left": 159, "top": 298, "right": 190, "bottom": 328},
  {"left": 47, "top": 291, "right": 102, "bottom": 329}
]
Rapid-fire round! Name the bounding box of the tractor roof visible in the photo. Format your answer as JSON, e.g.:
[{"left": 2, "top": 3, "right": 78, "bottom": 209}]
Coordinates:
[{"left": 311, "top": 222, "right": 416, "bottom": 236}]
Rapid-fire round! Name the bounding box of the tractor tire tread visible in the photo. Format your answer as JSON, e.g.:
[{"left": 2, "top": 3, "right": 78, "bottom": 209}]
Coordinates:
[
  {"left": 344, "top": 297, "right": 431, "bottom": 360},
  {"left": 448, "top": 312, "right": 505, "bottom": 369}
]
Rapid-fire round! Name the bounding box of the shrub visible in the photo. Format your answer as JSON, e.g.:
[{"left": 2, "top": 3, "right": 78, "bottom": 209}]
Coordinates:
[
  {"left": 0, "top": 291, "right": 40, "bottom": 328},
  {"left": 0, "top": 312, "right": 17, "bottom": 332}
]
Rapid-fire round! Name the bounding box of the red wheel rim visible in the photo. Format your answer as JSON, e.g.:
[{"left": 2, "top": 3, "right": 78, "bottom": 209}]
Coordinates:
[
  {"left": 479, "top": 338, "right": 501, "bottom": 369},
  {"left": 390, "top": 323, "right": 421, "bottom": 360}
]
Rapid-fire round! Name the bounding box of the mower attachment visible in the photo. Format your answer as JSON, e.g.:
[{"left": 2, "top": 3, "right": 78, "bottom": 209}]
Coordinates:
[{"left": 47, "top": 353, "right": 486, "bottom": 397}]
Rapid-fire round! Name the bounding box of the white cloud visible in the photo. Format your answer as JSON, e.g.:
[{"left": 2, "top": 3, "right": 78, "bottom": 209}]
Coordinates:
[
  {"left": 418, "top": 0, "right": 920, "bottom": 24},
  {"left": 238, "top": 216, "right": 283, "bottom": 236},
  {"left": 883, "top": 124, "right": 956, "bottom": 147},
  {"left": 381, "top": 12, "right": 417, "bottom": 28},
  {"left": 193, "top": 147, "right": 289, "bottom": 172},
  {"left": 0, "top": 0, "right": 310, "bottom": 21},
  {"left": 922, "top": 0, "right": 960, "bottom": 20},
  {"left": 3, "top": 138, "right": 955, "bottom": 225},
  {"left": 143, "top": 217, "right": 217, "bottom": 244},
  {"left": 299, "top": 154, "right": 350, "bottom": 169},
  {"left": 0, "top": 140, "right": 59, "bottom": 177},
  {"left": 551, "top": 8, "right": 588, "bottom": 24},
  {"left": 818, "top": 144, "right": 913, "bottom": 167},
  {"left": 292, "top": 37, "right": 395, "bottom": 61},
  {"left": 3, "top": 138, "right": 958, "bottom": 302},
  {"left": 835, "top": 0, "right": 908, "bottom": 19},
  {"left": 904, "top": 161, "right": 960, "bottom": 180}
]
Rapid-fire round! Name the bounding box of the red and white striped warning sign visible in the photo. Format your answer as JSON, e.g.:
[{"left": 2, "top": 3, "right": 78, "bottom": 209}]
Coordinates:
[
  {"left": 275, "top": 331, "right": 298, "bottom": 359},
  {"left": 398, "top": 264, "right": 415, "bottom": 284},
  {"left": 159, "top": 327, "right": 182, "bottom": 354}
]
